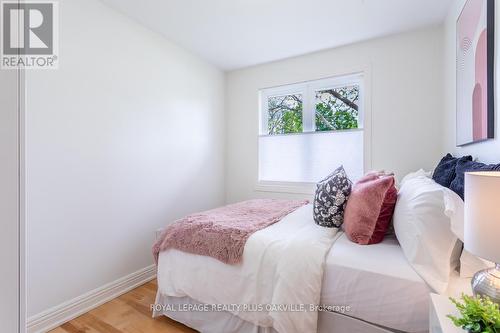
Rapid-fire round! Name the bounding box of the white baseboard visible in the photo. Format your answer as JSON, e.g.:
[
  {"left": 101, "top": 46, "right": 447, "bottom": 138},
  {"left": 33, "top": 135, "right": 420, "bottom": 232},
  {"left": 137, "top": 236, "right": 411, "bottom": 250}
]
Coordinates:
[{"left": 27, "top": 264, "right": 156, "bottom": 333}]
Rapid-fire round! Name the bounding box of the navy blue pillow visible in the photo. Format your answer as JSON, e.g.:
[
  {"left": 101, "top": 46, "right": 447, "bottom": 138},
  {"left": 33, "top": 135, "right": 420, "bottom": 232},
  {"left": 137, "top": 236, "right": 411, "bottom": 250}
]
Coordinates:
[
  {"left": 432, "top": 154, "right": 472, "bottom": 188},
  {"left": 450, "top": 159, "right": 500, "bottom": 199}
]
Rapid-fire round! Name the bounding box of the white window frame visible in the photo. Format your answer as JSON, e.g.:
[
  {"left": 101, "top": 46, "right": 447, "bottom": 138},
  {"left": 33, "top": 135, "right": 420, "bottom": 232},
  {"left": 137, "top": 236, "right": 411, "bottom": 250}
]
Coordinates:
[
  {"left": 259, "top": 73, "right": 364, "bottom": 135},
  {"left": 256, "top": 71, "right": 372, "bottom": 195}
]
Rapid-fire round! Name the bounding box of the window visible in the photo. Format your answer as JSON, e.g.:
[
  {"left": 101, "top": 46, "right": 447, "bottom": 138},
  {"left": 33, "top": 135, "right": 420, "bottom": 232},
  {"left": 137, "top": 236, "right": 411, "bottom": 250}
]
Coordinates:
[
  {"left": 268, "top": 94, "right": 303, "bottom": 135},
  {"left": 315, "top": 85, "right": 359, "bottom": 131},
  {"left": 259, "top": 74, "right": 364, "bottom": 188}
]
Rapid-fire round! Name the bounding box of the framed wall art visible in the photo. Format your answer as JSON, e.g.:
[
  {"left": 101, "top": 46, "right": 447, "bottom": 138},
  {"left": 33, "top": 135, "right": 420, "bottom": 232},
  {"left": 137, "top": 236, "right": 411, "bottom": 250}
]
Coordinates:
[{"left": 456, "top": 0, "right": 495, "bottom": 146}]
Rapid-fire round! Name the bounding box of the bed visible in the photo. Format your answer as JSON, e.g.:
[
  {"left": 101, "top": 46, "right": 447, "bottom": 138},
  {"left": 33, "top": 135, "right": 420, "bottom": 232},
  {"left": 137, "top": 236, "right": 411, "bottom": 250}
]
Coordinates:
[{"left": 153, "top": 202, "right": 469, "bottom": 333}]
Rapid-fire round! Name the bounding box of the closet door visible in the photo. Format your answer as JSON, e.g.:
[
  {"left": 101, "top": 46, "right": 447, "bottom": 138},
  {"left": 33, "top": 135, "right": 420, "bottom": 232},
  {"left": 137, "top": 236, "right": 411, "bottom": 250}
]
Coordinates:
[{"left": 0, "top": 68, "right": 21, "bottom": 332}]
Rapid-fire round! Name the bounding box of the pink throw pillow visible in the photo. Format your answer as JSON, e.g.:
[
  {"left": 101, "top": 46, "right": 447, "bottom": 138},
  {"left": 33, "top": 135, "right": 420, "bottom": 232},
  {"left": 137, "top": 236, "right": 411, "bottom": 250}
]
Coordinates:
[{"left": 344, "top": 173, "right": 397, "bottom": 245}]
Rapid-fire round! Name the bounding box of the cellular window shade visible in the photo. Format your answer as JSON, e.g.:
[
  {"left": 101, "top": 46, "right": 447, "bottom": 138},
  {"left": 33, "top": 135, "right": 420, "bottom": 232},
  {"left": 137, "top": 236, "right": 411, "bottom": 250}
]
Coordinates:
[{"left": 258, "top": 130, "right": 364, "bottom": 184}]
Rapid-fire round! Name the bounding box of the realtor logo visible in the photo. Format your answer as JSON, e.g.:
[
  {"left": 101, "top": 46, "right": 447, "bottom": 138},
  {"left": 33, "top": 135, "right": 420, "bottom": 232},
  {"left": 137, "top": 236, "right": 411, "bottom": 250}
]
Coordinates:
[{"left": 1, "top": 0, "right": 58, "bottom": 69}]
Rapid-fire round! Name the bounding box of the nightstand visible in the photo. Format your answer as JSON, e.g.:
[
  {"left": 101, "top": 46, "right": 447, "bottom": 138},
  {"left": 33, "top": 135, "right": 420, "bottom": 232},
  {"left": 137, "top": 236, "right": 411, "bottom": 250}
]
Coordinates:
[{"left": 429, "top": 293, "right": 466, "bottom": 333}]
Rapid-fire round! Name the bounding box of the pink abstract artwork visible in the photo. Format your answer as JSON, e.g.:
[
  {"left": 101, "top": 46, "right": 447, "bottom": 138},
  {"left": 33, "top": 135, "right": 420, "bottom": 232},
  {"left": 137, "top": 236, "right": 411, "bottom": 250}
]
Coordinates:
[{"left": 456, "top": 0, "right": 494, "bottom": 146}]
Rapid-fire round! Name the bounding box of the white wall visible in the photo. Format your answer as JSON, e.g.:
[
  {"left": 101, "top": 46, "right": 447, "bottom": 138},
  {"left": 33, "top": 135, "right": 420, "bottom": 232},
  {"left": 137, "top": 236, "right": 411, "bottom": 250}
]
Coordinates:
[
  {"left": 443, "top": 0, "right": 500, "bottom": 163},
  {"left": 26, "top": 0, "right": 225, "bottom": 317},
  {"left": 225, "top": 27, "right": 445, "bottom": 203},
  {"left": 0, "top": 68, "right": 20, "bottom": 332}
]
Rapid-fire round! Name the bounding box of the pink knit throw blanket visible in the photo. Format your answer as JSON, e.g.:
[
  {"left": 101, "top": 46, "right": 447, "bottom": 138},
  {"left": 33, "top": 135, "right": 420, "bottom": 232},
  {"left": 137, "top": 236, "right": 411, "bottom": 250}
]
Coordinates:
[{"left": 153, "top": 199, "right": 308, "bottom": 265}]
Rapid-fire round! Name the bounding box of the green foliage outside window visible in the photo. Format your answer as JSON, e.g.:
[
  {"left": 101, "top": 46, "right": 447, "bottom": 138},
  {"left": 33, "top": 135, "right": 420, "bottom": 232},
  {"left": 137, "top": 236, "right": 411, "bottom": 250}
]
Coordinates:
[
  {"left": 267, "top": 85, "right": 359, "bottom": 135},
  {"left": 268, "top": 94, "right": 303, "bottom": 135},
  {"left": 315, "top": 85, "right": 359, "bottom": 131}
]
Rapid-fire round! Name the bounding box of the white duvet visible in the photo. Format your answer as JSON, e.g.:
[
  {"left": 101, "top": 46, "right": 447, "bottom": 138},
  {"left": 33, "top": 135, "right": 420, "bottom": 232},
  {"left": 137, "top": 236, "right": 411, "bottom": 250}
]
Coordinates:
[{"left": 156, "top": 204, "right": 339, "bottom": 333}]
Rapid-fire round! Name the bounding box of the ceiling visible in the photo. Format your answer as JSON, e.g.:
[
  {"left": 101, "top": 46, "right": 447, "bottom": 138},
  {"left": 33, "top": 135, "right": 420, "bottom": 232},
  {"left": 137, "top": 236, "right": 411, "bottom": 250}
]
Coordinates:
[{"left": 100, "top": 0, "right": 454, "bottom": 71}]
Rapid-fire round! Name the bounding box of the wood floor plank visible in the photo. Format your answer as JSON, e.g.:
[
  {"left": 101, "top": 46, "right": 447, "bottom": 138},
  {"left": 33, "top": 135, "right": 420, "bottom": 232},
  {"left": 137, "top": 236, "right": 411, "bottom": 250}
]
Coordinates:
[
  {"left": 48, "top": 328, "right": 70, "bottom": 333},
  {"left": 59, "top": 318, "right": 103, "bottom": 333},
  {"left": 49, "top": 279, "right": 197, "bottom": 333},
  {"left": 142, "top": 282, "right": 157, "bottom": 293},
  {"left": 84, "top": 313, "right": 124, "bottom": 333}
]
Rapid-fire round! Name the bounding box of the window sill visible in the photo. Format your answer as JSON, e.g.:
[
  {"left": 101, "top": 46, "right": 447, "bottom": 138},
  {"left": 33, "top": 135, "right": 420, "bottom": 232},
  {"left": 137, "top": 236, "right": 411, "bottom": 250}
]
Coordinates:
[
  {"left": 254, "top": 181, "right": 316, "bottom": 195},
  {"left": 258, "top": 127, "right": 363, "bottom": 138}
]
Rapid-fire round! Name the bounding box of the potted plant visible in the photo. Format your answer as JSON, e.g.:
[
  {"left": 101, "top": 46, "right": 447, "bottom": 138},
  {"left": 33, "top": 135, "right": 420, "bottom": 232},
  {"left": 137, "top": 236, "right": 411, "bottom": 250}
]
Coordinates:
[{"left": 447, "top": 294, "right": 500, "bottom": 333}]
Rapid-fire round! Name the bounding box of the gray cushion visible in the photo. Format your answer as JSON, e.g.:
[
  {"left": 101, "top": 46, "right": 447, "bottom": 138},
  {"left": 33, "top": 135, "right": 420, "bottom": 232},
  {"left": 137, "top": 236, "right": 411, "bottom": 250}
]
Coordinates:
[{"left": 313, "top": 165, "right": 352, "bottom": 228}]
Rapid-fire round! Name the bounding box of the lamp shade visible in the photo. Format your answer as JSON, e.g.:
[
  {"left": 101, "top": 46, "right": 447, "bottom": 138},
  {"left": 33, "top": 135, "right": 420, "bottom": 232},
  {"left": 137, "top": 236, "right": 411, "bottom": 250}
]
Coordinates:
[{"left": 464, "top": 172, "right": 500, "bottom": 264}]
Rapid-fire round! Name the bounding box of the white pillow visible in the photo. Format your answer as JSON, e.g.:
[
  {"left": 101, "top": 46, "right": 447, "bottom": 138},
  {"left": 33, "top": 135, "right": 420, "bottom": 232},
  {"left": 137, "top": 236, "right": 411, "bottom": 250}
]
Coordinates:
[
  {"left": 443, "top": 188, "right": 465, "bottom": 241},
  {"left": 393, "top": 175, "right": 459, "bottom": 293},
  {"left": 460, "top": 250, "right": 495, "bottom": 278},
  {"left": 399, "top": 169, "right": 431, "bottom": 187}
]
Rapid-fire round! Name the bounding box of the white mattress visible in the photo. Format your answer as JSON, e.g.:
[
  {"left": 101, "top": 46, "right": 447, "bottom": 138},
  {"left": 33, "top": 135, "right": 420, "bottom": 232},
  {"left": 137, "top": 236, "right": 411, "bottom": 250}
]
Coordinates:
[{"left": 321, "top": 233, "right": 431, "bottom": 333}]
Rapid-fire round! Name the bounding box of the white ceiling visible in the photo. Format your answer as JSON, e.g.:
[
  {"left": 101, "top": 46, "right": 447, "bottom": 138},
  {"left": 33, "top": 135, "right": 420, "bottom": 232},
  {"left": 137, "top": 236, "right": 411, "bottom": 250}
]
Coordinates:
[{"left": 100, "top": 0, "right": 454, "bottom": 71}]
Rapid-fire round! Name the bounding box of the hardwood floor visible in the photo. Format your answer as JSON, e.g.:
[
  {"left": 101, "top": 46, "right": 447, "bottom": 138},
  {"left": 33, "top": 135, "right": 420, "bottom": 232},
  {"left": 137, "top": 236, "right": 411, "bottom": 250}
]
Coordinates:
[{"left": 50, "top": 280, "right": 197, "bottom": 333}]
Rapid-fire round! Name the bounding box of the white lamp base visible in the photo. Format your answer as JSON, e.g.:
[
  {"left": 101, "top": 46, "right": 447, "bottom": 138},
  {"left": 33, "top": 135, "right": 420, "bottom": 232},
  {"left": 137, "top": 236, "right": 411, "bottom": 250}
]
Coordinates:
[{"left": 471, "top": 263, "right": 500, "bottom": 305}]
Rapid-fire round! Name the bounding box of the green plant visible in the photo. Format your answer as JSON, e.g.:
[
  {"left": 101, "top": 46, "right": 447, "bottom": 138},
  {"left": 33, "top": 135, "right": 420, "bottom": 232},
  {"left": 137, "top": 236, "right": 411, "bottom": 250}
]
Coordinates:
[{"left": 447, "top": 294, "right": 500, "bottom": 333}]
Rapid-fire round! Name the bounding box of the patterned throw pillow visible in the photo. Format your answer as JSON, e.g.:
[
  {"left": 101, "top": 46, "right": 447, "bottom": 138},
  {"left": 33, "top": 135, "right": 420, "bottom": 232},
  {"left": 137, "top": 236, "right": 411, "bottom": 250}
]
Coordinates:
[{"left": 313, "top": 166, "right": 352, "bottom": 228}]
